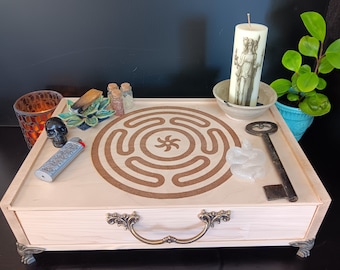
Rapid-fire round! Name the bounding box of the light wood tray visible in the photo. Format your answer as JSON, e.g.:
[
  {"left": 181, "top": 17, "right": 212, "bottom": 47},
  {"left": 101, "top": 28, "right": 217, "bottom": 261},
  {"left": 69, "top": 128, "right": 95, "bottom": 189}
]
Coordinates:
[{"left": 1, "top": 98, "right": 331, "bottom": 262}]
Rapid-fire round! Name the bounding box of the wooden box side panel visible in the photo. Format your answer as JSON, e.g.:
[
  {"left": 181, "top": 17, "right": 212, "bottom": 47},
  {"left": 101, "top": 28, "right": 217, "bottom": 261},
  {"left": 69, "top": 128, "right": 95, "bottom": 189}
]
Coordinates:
[{"left": 269, "top": 107, "right": 331, "bottom": 239}]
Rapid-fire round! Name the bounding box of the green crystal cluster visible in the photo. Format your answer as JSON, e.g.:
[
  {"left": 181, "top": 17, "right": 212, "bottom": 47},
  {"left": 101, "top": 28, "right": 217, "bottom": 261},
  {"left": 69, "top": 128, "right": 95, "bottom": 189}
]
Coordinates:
[{"left": 58, "top": 96, "right": 114, "bottom": 128}]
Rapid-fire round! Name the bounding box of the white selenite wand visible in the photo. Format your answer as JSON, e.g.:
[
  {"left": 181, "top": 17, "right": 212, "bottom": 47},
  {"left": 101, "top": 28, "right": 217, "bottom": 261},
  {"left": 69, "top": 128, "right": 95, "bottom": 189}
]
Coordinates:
[{"left": 228, "top": 14, "right": 268, "bottom": 106}]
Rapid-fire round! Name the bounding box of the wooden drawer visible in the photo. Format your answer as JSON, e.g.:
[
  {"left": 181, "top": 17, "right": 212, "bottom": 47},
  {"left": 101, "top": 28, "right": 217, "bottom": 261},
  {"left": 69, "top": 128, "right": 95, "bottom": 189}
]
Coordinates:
[
  {"left": 1, "top": 98, "right": 331, "bottom": 263},
  {"left": 16, "top": 205, "right": 317, "bottom": 246}
]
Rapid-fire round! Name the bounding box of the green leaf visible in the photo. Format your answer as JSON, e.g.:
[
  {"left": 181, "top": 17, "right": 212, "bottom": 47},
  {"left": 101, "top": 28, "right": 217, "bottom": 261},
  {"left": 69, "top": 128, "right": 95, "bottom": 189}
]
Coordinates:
[
  {"left": 317, "top": 77, "right": 327, "bottom": 90},
  {"left": 300, "top": 11, "right": 326, "bottom": 42},
  {"left": 85, "top": 116, "right": 99, "bottom": 127},
  {"left": 318, "top": 56, "right": 334, "bottom": 74},
  {"left": 298, "top": 36, "right": 319, "bottom": 58},
  {"left": 325, "top": 39, "right": 340, "bottom": 68},
  {"left": 298, "top": 64, "right": 311, "bottom": 74},
  {"left": 270, "top": 79, "right": 291, "bottom": 96},
  {"left": 303, "top": 90, "right": 316, "bottom": 97},
  {"left": 287, "top": 93, "right": 299, "bottom": 102},
  {"left": 296, "top": 72, "right": 319, "bottom": 92},
  {"left": 291, "top": 73, "right": 298, "bottom": 91},
  {"left": 299, "top": 93, "right": 331, "bottom": 116},
  {"left": 282, "top": 50, "right": 302, "bottom": 72}
]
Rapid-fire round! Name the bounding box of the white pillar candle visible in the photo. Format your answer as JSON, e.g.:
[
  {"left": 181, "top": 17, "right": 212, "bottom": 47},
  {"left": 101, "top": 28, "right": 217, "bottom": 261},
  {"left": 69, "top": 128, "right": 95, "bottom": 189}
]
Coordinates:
[{"left": 228, "top": 22, "right": 268, "bottom": 106}]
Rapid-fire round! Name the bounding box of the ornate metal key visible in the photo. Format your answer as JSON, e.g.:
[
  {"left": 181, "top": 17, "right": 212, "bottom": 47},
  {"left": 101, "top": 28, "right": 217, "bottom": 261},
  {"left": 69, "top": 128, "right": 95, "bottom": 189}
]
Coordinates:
[{"left": 246, "top": 121, "right": 298, "bottom": 202}]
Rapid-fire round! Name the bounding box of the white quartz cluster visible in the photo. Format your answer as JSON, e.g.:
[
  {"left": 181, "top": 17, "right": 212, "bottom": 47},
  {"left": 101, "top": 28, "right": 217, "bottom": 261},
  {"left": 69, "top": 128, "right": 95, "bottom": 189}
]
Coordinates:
[{"left": 226, "top": 139, "right": 266, "bottom": 182}]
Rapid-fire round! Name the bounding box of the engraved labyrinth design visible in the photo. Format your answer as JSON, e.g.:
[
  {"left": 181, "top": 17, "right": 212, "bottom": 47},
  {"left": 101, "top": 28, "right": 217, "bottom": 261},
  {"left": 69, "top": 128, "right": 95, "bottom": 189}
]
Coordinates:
[{"left": 92, "top": 106, "right": 241, "bottom": 199}]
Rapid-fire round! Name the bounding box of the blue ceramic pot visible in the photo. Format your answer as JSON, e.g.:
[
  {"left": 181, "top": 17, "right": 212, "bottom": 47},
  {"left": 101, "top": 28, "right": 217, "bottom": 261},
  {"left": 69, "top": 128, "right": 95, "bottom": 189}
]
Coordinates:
[{"left": 275, "top": 102, "right": 314, "bottom": 141}]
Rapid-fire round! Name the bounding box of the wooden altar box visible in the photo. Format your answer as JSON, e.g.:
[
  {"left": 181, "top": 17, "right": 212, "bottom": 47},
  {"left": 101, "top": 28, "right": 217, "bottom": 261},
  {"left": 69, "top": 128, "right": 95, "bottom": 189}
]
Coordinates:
[{"left": 1, "top": 98, "right": 331, "bottom": 263}]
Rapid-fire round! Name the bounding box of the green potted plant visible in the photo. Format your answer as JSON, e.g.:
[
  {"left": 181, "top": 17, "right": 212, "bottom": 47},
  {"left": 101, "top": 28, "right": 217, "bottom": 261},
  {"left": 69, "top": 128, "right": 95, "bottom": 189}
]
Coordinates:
[{"left": 270, "top": 11, "right": 340, "bottom": 140}]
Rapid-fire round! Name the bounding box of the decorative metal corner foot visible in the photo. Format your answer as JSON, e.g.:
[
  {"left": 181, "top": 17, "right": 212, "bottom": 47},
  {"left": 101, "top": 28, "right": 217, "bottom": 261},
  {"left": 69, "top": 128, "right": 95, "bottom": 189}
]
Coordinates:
[
  {"left": 16, "top": 243, "right": 45, "bottom": 264},
  {"left": 290, "top": 238, "right": 315, "bottom": 258}
]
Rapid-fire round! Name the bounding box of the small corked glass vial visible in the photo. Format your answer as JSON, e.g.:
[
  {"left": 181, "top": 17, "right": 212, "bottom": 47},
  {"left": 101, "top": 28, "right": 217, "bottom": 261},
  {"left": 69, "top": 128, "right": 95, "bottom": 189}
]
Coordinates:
[
  {"left": 109, "top": 89, "right": 125, "bottom": 116},
  {"left": 107, "top": 83, "right": 119, "bottom": 110},
  {"left": 120, "top": 82, "right": 134, "bottom": 110},
  {"left": 107, "top": 82, "right": 119, "bottom": 92},
  {"left": 107, "top": 83, "right": 119, "bottom": 98}
]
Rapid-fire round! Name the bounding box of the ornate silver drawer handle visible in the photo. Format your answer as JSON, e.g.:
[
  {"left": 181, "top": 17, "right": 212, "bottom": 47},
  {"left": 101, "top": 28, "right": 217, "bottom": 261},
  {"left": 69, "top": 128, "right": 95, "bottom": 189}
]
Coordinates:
[{"left": 106, "top": 209, "right": 231, "bottom": 245}]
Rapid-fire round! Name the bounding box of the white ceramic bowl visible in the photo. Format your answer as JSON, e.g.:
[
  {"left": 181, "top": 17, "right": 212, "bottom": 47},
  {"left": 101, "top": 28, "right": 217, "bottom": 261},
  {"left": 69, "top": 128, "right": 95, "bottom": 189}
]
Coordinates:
[{"left": 212, "top": 80, "right": 277, "bottom": 120}]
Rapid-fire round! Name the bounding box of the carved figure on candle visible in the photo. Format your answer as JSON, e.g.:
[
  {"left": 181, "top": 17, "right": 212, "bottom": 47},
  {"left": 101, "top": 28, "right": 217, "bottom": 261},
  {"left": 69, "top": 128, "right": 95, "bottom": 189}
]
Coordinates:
[
  {"left": 229, "top": 22, "right": 267, "bottom": 107},
  {"left": 233, "top": 36, "right": 262, "bottom": 105}
]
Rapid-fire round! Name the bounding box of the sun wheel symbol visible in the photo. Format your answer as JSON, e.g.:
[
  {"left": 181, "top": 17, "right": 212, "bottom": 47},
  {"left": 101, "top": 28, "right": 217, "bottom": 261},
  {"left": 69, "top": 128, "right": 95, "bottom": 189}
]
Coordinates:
[{"left": 155, "top": 135, "right": 181, "bottom": 152}]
